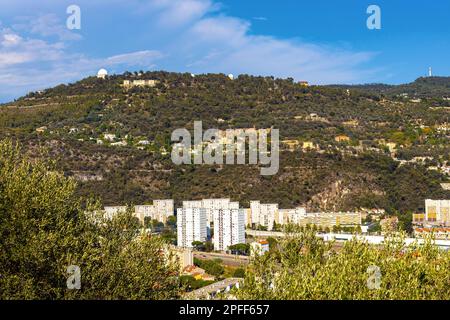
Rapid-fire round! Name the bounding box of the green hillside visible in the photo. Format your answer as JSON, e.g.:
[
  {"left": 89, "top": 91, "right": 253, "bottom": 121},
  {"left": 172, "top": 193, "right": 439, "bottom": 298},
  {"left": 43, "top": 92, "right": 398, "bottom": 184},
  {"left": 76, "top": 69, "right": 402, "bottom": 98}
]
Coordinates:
[{"left": 1, "top": 71, "right": 449, "bottom": 227}]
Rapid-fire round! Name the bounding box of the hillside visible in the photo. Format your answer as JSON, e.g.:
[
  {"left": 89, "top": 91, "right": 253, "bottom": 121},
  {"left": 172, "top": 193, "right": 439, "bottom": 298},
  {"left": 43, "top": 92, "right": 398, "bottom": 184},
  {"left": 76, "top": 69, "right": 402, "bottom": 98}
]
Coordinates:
[
  {"left": 329, "top": 76, "right": 450, "bottom": 98},
  {"left": 1, "top": 71, "right": 449, "bottom": 225}
]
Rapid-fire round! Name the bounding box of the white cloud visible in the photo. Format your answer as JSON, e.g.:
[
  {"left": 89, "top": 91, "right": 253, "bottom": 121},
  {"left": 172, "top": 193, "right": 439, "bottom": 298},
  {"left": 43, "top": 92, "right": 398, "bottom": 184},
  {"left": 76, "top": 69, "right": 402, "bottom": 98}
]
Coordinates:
[
  {"left": 26, "top": 14, "right": 82, "bottom": 41},
  {"left": 105, "top": 50, "right": 163, "bottom": 68},
  {"left": 0, "top": 0, "right": 380, "bottom": 102}
]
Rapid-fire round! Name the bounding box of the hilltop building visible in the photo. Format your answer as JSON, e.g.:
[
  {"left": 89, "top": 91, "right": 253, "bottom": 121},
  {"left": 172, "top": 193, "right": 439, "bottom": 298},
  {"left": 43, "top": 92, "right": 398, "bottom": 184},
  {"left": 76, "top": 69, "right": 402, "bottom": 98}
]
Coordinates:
[
  {"left": 122, "top": 79, "right": 159, "bottom": 88},
  {"left": 97, "top": 68, "right": 108, "bottom": 79}
]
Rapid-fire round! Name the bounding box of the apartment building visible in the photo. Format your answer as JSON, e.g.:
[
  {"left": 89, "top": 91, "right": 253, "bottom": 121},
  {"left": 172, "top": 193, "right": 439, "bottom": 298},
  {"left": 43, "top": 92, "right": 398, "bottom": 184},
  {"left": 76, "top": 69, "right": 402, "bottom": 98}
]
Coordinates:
[
  {"left": 134, "top": 199, "right": 174, "bottom": 224},
  {"left": 182, "top": 198, "right": 239, "bottom": 227},
  {"left": 177, "top": 207, "right": 207, "bottom": 248},
  {"left": 250, "top": 201, "right": 278, "bottom": 230},
  {"left": 278, "top": 207, "right": 307, "bottom": 225},
  {"left": 213, "top": 208, "right": 245, "bottom": 251},
  {"left": 424, "top": 199, "right": 450, "bottom": 226},
  {"left": 303, "top": 211, "right": 361, "bottom": 228}
]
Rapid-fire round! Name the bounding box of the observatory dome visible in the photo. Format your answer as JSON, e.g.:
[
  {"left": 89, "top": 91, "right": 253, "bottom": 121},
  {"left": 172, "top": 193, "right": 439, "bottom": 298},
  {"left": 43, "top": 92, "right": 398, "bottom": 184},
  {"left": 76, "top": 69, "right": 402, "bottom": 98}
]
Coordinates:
[{"left": 97, "top": 68, "right": 108, "bottom": 79}]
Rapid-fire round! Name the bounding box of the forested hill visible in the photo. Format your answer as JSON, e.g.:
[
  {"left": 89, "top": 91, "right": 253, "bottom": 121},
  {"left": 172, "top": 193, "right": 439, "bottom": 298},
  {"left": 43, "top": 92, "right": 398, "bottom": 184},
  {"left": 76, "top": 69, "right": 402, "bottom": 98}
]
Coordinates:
[
  {"left": 329, "top": 76, "right": 450, "bottom": 98},
  {"left": 1, "top": 71, "right": 449, "bottom": 229}
]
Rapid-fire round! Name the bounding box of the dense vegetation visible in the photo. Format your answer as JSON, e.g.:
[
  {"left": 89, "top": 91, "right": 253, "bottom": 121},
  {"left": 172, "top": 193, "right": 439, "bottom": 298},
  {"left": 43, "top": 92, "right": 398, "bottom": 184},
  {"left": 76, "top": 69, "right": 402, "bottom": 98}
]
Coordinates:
[
  {"left": 237, "top": 228, "right": 450, "bottom": 299},
  {"left": 0, "top": 140, "right": 180, "bottom": 299}
]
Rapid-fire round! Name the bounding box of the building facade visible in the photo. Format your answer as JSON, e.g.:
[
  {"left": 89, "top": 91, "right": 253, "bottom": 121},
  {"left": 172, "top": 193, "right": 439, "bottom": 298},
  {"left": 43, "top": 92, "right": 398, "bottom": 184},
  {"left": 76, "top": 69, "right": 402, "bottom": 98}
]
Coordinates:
[
  {"left": 424, "top": 199, "right": 450, "bottom": 226},
  {"left": 213, "top": 208, "right": 245, "bottom": 251},
  {"left": 134, "top": 199, "right": 174, "bottom": 224},
  {"left": 250, "top": 201, "right": 279, "bottom": 230},
  {"left": 177, "top": 207, "right": 207, "bottom": 248}
]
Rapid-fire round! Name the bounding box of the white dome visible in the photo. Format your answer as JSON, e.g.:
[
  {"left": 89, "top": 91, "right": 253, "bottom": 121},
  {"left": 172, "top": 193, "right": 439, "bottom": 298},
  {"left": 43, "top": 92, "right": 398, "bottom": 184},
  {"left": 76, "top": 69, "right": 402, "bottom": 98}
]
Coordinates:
[
  {"left": 227, "top": 73, "right": 234, "bottom": 80},
  {"left": 97, "top": 68, "right": 108, "bottom": 78}
]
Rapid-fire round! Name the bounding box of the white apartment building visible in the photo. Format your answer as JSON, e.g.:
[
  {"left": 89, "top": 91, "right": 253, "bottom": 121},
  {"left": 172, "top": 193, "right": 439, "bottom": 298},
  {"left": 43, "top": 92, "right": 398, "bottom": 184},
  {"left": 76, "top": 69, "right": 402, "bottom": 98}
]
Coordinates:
[
  {"left": 135, "top": 199, "right": 174, "bottom": 224},
  {"left": 425, "top": 199, "right": 450, "bottom": 226},
  {"left": 154, "top": 199, "right": 174, "bottom": 223},
  {"left": 250, "top": 201, "right": 278, "bottom": 230},
  {"left": 182, "top": 198, "right": 239, "bottom": 227},
  {"left": 286, "top": 207, "right": 307, "bottom": 225},
  {"left": 134, "top": 205, "right": 155, "bottom": 224},
  {"left": 177, "top": 207, "right": 207, "bottom": 248},
  {"left": 213, "top": 208, "right": 245, "bottom": 251}
]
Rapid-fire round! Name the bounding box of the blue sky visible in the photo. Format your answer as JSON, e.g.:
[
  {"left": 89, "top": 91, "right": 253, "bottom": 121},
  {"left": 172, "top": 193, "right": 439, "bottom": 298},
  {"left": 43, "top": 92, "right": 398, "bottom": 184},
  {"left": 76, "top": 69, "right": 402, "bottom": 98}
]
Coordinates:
[{"left": 0, "top": 0, "right": 449, "bottom": 102}]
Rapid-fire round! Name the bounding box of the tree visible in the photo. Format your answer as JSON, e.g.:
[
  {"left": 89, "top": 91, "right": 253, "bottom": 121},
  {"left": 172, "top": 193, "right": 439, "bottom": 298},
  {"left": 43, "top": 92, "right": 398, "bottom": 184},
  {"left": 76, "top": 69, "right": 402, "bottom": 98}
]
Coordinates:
[
  {"left": 192, "top": 241, "right": 205, "bottom": 251},
  {"left": 228, "top": 243, "right": 250, "bottom": 255},
  {"left": 233, "top": 268, "right": 246, "bottom": 278},
  {"left": 0, "top": 140, "right": 181, "bottom": 300},
  {"left": 237, "top": 228, "right": 450, "bottom": 300},
  {"left": 166, "top": 215, "right": 177, "bottom": 228}
]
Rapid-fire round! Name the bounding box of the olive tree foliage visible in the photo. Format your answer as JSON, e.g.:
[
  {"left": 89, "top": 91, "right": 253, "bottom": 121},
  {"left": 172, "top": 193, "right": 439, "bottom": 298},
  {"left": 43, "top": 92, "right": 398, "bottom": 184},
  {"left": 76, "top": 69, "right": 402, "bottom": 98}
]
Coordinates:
[
  {"left": 237, "top": 226, "right": 450, "bottom": 300},
  {"left": 0, "top": 140, "right": 180, "bottom": 299}
]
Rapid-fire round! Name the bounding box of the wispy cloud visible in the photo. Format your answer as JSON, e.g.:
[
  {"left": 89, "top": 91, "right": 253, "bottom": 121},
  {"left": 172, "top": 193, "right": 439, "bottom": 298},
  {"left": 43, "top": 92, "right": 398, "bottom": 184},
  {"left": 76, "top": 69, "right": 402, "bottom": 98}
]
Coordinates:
[{"left": 0, "top": 0, "right": 380, "bottom": 102}]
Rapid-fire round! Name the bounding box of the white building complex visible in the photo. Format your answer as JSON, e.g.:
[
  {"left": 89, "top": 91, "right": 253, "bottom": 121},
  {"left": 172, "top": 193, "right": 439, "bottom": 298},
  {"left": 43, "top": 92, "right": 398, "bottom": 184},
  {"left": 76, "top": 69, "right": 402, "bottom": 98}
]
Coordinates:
[
  {"left": 104, "top": 199, "right": 174, "bottom": 225},
  {"left": 250, "top": 201, "right": 279, "bottom": 230},
  {"left": 213, "top": 208, "right": 245, "bottom": 251},
  {"left": 134, "top": 199, "right": 174, "bottom": 224},
  {"left": 424, "top": 199, "right": 450, "bottom": 225},
  {"left": 177, "top": 207, "right": 207, "bottom": 248},
  {"left": 182, "top": 198, "right": 239, "bottom": 228}
]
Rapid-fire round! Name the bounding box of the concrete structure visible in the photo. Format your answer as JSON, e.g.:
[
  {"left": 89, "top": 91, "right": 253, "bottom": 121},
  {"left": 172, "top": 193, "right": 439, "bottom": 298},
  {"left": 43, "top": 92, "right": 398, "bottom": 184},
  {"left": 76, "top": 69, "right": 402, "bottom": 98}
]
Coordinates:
[
  {"left": 185, "top": 278, "right": 242, "bottom": 300},
  {"left": 250, "top": 201, "right": 278, "bottom": 231},
  {"left": 177, "top": 207, "right": 207, "bottom": 248},
  {"left": 213, "top": 209, "right": 245, "bottom": 251},
  {"left": 278, "top": 207, "right": 307, "bottom": 225},
  {"left": 424, "top": 199, "right": 450, "bottom": 226},
  {"left": 123, "top": 79, "right": 159, "bottom": 88},
  {"left": 135, "top": 199, "right": 174, "bottom": 224},
  {"left": 169, "top": 246, "right": 194, "bottom": 271},
  {"left": 246, "top": 230, "right": 450, "bottom": 250},
  {"left": 414, "top": 227, "right": 450, "bottom": 240},
  {"left": 183, "top": 198, "right": 239, "bottom": 227}
]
